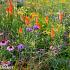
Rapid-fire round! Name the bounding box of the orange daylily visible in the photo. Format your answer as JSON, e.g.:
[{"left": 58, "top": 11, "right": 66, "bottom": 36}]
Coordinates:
[
  {"left": 35, "top": 17, "right": 41, "bottom": 29},
  {"left": 6, "top": 0, "right": 13, "bottom": 15},
  {"left": 25, "top": 16, "right": 30, "bottom": 25},
  {"left": 36, "top": 17, "right": 39, "bottom": 23},
  {"left": 50, "top": 26, "right": 55, "bottom": 38},
  {"left": 58, "top": 11, "right": 63, "bottom": 23},
  {"left": 45, "top": 16, "right": 49, "bottom": 24},
  {"left": 19, "top": 27, "right": 23, "bottom": 33}
]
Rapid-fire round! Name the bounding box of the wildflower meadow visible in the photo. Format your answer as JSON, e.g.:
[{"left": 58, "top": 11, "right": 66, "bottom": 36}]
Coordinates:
[{"left": 0, "top": 0, "right": 69, "bottom": 70}]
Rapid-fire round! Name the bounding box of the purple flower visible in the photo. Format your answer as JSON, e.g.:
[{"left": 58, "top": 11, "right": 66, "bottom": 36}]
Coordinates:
[
  {"left": 33, "top": 25, "right": 39, "bottom": 30},
  {"left": 26, "top": 27, "right": 32, "bottom": 32},
  {"left": 0, "top": 40, "right": 9, "bottom": 46},
  {"left": 8, "top": 61, "right": 13, "bottom": 66},
  {"left": 17, "top": 44, "right": 25, "bottom": 51},
  {"left": 7, "top": 46, "right": 14, "bottom": 51}
]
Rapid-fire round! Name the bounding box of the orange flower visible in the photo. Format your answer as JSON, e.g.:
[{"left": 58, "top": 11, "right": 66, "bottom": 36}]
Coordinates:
[
  {"left": 19, "top": 27, "right": 23, "bottom": 33},
  {"left": 6, "top": 0, "right": 13, "bottom": 15},
  {"left": 25, "top": 16, "right": 30, "bottom": 25},
  {"left": 50, "top": 26, "right": 55, "bottom": 38},
  {"left": 35, "top": 17, "right": 41, "bottom": 29},
  {"left": 58, "top": 11, "right": 63, "bottom": 23},
  {"left": 45, "top": 16, "right": 49, "bottom": 24},
  {"left": 36, "top": 17, "right": 38, "bottom": 23}
]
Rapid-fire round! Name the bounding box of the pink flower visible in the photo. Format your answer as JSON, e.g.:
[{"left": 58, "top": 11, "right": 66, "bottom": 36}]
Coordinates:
[
  {"left": 50, "top": 45, "right": 53, "bottom": 50},
  {"left": 0, "top": 40, "right": 9, "bottom": 46},
  {"left": 0, "top": 32, "right": 3, "bottom": 36},
  {"left": 7, "top": 46, "right": 14, "bottom": 51}
]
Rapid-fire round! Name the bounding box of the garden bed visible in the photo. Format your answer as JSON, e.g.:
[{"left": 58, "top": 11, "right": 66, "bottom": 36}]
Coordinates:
[{"left": 0, "top": 0, "right": 69, "bottom": 70}]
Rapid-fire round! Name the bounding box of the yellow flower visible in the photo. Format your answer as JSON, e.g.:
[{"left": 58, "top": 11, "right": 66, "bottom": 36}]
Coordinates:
[
  {"left": 30, "top": 12, "right": 38, "bottom": 19},
  {"left": 17, "top": 10, "right": 24, "bottom": 15}
]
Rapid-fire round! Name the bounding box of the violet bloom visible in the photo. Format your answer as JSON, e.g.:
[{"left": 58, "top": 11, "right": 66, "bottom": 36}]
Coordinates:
[
  {"left": 8, "top": 61, "right": 13, "bottom": 66},
  {"left": 17, "top": 44, "right": 25, "bottom": 51},
  {"left": 26, "top": 27, "right": 32, "bottom": 32},
  {"left": 7, "top": 46, "right": 14, "bottom": 51},
  {"left": 0, "top": 40, "right": 9, "bottom": 46},
  {"left": 33, "top": 25, "right": 39, "bottom": 30}
]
